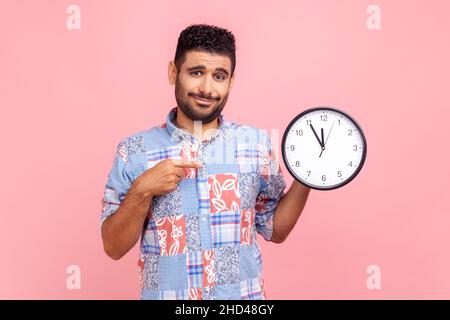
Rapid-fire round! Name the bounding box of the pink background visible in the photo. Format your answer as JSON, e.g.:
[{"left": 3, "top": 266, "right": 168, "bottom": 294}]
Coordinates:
[{"left": 1, "top": 0, "right": 449, "bottom": 299}]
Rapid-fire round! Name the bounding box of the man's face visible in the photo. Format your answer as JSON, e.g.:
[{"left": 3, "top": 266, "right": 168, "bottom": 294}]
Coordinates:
[{"left": 172, "top": 50, "right": 234, "bottom": 124}]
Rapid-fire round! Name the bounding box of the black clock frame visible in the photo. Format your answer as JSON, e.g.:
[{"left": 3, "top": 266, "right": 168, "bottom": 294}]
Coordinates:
[{"left": 281, "top": 106, "right": 367, "bottom": 191}]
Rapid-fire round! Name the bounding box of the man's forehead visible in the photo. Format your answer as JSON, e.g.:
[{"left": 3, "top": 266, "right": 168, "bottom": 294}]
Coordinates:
[{"left": 183, "top": 50, "right": 231, "bottom": 71}]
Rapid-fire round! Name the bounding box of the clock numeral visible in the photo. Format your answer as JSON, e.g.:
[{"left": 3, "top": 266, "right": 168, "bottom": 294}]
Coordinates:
[
  {"left": 306, "top": 120, "right": 312, "bottom": 126},
  {"left": 348, "top": 129, "right": 353, "bottom": 136},
  {"left": 290, "top": 145, "right": 295, "bottom": 151},
  {"left": 322, "top": 175, "right": 326, "bottom": 181},
  {"left": 296, "top": 129, "right": 303, "bottom": 136},
  {"left": 307, "top": 170, "right": 311, "bottom": 177},
  {"left": 338, "top": 119, "right": 340, "bottom": 125},
  {"left": 320, "top": 115, "right": 327, "bottom": 121},
  {"left": 337, "top": 171, "right": 342, "bottom": 178},
  {"left": 348, "top": 161, "right": 353, "bottom": 167},
  {"left": 353, "top": 145, "right": 358, "bottom": 151},
  {"left": 295, "top": 161, "right": 300, "bottom": 167}
]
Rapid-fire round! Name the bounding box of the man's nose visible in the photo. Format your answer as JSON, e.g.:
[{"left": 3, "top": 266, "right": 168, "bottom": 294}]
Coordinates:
[{"left": 198, "top": 75, "right": 213, "bottom": 96}]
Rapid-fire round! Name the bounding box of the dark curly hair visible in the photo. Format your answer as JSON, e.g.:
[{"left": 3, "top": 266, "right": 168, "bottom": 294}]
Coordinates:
[{"left": 174, "top": 24, "right": 236, "bottom": 76}]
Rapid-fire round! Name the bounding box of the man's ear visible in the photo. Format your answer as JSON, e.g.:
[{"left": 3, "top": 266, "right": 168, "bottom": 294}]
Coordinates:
[{"left": 168, "top": 61, "right": 177, "bottom": 85}]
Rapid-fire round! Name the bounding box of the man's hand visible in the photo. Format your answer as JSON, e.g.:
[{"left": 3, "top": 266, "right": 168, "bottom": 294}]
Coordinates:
[
  {"left": 132, "top": 159, "right": 203, "bottom": 198},
  {"left": 270, "top": 180, "right": 311, "bottom": 243}
]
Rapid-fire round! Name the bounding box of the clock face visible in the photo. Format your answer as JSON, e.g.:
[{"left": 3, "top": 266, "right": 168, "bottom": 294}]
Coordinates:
[{"left": 282, "top": 107, "right": 367, "bottom": 190}]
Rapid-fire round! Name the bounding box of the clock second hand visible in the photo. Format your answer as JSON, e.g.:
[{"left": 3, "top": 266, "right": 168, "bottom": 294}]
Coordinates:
[
  {"left": 325, "top": 120, "right": 335, "bottom": 145},
  {"left": 319, "top": 120, "right": 335, "bottom": 158}
]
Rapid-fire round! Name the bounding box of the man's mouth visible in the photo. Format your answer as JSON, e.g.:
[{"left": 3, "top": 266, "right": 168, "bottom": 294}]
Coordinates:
[{"left": 193, "top": 96, "right": 215, "bottom": 106}]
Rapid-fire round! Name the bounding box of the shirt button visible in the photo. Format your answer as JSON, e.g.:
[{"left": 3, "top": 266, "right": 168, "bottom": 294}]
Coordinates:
[{"left": 202, "top": 217, "right": 207, "bottom": 222}]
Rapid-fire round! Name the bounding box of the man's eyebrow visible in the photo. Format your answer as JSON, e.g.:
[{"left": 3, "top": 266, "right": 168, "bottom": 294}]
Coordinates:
[{"left": 187, "top": 65, "right": 230, "bottom": 77}]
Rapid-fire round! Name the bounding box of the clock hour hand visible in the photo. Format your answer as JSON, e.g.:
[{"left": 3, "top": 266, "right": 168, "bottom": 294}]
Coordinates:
[{"left": 310, "top": 124, "right": 324, "bottom": 149}]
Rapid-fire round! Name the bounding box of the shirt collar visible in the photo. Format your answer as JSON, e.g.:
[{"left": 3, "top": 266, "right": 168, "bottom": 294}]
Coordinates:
[{"left": 165, "top": 107, "right": 230, "bottom": 144}]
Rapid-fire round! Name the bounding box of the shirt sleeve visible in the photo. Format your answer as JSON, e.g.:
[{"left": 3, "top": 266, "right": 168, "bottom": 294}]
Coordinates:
[
  {"left": 100, "top": 140, "right": 134, "bottom": 225},
  {"left": 254, "top": 133, "right": 287, "bottom": 241}
]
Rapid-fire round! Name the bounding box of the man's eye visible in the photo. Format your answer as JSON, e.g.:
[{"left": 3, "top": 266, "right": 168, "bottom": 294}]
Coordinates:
[
  {"left": 190, "top": 71, "right": 202, "bottom": 76},
  {"left": 215, "top": 74, "right": 225, "bottom": 80}
]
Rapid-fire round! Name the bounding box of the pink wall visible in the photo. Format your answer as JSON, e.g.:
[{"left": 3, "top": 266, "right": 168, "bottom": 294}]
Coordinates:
[{"left": 1, "top": 0, "right": 449, "bottom": 299}]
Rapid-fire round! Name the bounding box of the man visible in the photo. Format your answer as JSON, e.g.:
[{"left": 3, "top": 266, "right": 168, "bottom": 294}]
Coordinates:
[{"left": 100, "top": 24, "right": 311, "bottom": 300}]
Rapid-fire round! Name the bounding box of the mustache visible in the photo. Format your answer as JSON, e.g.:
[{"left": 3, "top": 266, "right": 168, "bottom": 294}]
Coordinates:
[{"left": 189, "top": 93, "right": 220, "bottom": 101}]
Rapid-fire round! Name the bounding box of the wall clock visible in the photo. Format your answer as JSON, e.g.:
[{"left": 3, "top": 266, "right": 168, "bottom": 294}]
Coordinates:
[{"left": 281, "top": 107, "right": 367, "bottom": 190}]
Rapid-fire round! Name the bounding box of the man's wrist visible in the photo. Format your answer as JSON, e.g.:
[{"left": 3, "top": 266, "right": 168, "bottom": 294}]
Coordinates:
[{"left": 129, "top": 179, "right": 153, "bottom": 201}]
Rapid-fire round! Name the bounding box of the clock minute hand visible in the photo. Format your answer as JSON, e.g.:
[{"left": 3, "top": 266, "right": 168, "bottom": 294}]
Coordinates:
[
  {"left": 324, "top": 120, "right": 335, "bottom": 146},
  {"left": 319, "top": 127, "right": 325, "bottom": 158},
  {"left": 321, "top": 128, "right": 325, "bottom": 148},
  {"left": 310, "top": 124, "right": 324, "bottom": 148},
  {"left": 320, "top": 120, "right": 336, "bottom": 158}
]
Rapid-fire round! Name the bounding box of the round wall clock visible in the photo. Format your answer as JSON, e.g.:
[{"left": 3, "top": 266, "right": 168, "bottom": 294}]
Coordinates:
[{"left": 282, "top": 106, "right": 367, "bottom": 190}]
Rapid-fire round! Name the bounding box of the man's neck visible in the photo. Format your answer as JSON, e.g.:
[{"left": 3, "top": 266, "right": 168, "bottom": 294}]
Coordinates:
[{"left": 173, "top": 106, "right": 220, "bottom": 140}]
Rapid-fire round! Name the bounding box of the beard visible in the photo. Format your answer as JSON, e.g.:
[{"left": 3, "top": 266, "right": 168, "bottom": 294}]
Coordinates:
[{"left": 175, "top": 77, "right": 229, "bottom": 124}]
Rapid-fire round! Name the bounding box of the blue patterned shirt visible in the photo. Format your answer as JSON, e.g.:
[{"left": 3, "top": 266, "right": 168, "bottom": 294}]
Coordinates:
[{"left": 101, "top": 107, "right": 287, "bottom": 300}]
